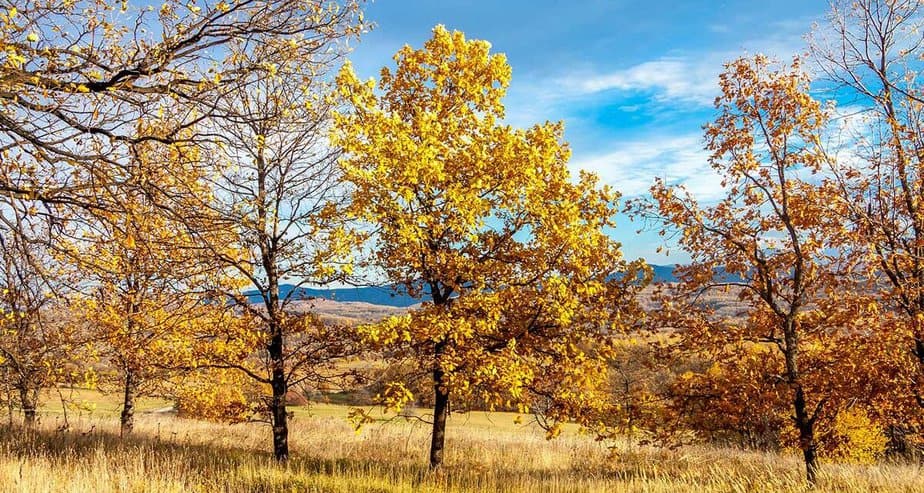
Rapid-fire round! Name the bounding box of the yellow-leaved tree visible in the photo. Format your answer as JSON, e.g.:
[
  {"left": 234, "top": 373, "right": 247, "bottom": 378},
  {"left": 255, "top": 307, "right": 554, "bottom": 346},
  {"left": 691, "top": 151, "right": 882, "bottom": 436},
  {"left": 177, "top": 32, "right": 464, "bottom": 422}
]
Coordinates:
[
  {"left": 334, "top": 25, "right": 646, "bottom": 469},
  {"left": 64, "top": 124, "right": 242, "bottom": 437},
  {"left": 0, "top": 0, "right": 366, "bottom": 212},
  {"left": 0, "top": 205, "right": 90, "bottom": 427}
]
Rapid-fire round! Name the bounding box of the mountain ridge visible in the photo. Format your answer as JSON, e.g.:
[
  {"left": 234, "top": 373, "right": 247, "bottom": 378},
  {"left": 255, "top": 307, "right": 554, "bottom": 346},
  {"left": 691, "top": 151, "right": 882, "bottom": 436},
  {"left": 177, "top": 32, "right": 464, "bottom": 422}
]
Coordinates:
[{"left": 245, "top": 264, "right": 695, "bottom": 308}]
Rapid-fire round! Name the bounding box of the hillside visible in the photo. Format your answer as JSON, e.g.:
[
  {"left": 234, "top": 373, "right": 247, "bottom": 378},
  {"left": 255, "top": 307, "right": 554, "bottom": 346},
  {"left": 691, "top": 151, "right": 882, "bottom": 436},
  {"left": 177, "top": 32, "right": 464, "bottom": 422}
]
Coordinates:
[
  {"left": 253, "top": 265, "right": 749, "bottom": 325},
  {"left": 287, "top": 298, "right": 408, "bottom": 325},
  {"left": 247, "top": 264, "right": 692, "bottom": 309}
]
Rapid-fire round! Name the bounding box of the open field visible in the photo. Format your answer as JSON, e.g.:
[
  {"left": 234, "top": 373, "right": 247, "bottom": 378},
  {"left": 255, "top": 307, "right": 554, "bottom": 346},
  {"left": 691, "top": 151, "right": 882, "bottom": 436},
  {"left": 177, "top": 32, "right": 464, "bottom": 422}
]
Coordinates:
[{"left": 0, "top": 394, "right": 921, "bottom": 492}]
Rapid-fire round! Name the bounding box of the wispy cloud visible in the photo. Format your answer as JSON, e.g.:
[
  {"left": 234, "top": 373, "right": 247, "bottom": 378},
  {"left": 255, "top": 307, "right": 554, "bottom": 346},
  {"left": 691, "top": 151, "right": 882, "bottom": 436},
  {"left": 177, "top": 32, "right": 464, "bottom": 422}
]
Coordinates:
[
  {"left": 570, "top": 134, "right": 724, "bottom": 202},
  {"left": 533, "top": 19, "right": 812, "bottom": 112},
  {"left": 562, "top": 58, "right": 719, "bottom": 106},
  {"left": 528, "top": 19, "right": 815, "bottom": 204}
]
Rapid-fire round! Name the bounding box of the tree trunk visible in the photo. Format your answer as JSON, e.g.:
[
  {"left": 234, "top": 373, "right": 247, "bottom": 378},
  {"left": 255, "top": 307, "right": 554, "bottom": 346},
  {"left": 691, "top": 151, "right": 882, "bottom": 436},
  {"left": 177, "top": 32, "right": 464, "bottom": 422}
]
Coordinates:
[
  {"left": 6, "top": 389, "right": 12, "bottom": 426},
  {"left": 268, "top": 322, "right": 289, "bottom": 463},
  {"left": 793, "top": 385, "right": 819, "bottom": 485},
  {"left": 4, "top": 368, "right": 14, "bottom": 427},
  {"left": 908, "top": 310, "right": 924, "bottom": 407},
  {"left": 429, "top": 372, "right": 450, "bottom": 470},
  {"left": 120, "top": 370, "right": 137, "bottom": 437},
  {"left": 429, "top": 344, "right": 449, "bottom": 470},
  {"left": 19, "top": 385, "right": 37, "bottom": 427},
  {"left": 913, "top": 332, "right": 924, "bottom": 408},
  {"left": 783, "top": 319, "right": 819, "bottom": 485}
]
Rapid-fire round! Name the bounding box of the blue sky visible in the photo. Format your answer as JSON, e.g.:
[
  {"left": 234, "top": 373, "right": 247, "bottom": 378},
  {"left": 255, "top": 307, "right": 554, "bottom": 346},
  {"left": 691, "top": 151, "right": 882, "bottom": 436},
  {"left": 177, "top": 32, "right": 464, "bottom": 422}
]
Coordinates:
[{"left": 346, "top": 0, "right": 832, "bottom": 264}]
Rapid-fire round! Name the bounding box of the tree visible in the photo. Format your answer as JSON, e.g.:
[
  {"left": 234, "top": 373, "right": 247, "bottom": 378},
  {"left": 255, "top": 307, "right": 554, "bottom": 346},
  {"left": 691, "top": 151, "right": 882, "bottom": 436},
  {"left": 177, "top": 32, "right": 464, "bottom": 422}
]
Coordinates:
[
  {"left": 63, "top": 125, "right": 238, "bottom": 437},
  {"left": 635, "top": 56, "right": 857, "bottom": 484},
  {"left": 656, "top": 328, "right": 896, "bottom": 460},
  {"left": 0, "top": 1, "right": 366, "bottom": 438},
  {"left": 0, "top": 207, "right": 87, "bottom": 426},
  {"left": 186, "top": 40, "right": 363, "bottom": 462},
  {"left": 172, "top": 366, "right": 264, "bottom": 424},
  {"left": 810, "top": 0, "right": 924, "bottom": 418},
  {"left": 0, "top": 0, "right": 365, "bottom": 212},
  {"left": 334, "top": 25, "right": 645, "bottom": 469}
]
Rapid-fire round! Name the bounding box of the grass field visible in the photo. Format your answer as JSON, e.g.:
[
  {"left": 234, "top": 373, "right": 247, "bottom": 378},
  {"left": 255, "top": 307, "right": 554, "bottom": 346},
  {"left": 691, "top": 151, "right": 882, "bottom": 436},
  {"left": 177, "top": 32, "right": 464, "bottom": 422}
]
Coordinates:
[{"left": 0, "top": 392, "right": 922, "bottom": 492}]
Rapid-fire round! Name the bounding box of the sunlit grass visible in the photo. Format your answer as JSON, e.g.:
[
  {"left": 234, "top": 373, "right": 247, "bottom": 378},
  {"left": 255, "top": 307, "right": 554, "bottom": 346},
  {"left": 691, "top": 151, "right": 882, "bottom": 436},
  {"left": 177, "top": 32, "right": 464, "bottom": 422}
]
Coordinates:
[
  {"left": 36, "top": 388, "right": 171, "bottom": 417},
  {"left": 0, "top": 395, "right": 921, "bottom": 492}
]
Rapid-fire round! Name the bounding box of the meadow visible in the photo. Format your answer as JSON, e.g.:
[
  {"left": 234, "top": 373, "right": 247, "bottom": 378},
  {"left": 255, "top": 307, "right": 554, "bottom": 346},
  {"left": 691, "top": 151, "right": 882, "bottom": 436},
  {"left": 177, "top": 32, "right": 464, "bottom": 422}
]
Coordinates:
[{"left": 0, "top": 391, "right": 921, "bottom": 492}]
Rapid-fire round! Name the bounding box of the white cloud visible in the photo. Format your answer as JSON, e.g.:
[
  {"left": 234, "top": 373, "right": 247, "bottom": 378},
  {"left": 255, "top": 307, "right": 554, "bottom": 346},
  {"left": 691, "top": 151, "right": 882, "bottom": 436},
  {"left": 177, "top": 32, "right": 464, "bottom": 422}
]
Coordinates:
[
  {"left": 563, "top": 58, "right": 719, "bottom": 106},
  {"left": 828, "top": 103, "right": 871, "bottom": 139},
  {"left": 570, "top": 134, "right": 725, "bottom": 202},
  {"left": 824, "top": 103, "right": 879, "bottom": 175},
  {"left": 547, "top": 20, "right": 811, "bottom": 110},
  {"left": 502, "top": 18, "right": 815, "bottom": 205}
]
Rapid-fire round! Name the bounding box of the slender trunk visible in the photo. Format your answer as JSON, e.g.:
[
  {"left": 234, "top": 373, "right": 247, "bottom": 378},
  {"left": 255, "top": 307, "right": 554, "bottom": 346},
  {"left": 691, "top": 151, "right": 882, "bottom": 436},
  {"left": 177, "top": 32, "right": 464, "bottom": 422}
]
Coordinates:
[
  {"left": 6, "top": 389, "right": 12, "bottom": 426},
  {"left": 268, "top": 321, "right": 289, "bottom": 463},
  {"left": 793, "top": 385, "right": 819, "bottom": 485},
  {"left": 429, "top": 343, "right": 449, "bottom": 470},
  {"left": 912, "top": 315, "right": 924, "bottom": 408},
  {"left": 4, "top": 368, "right": 13, "bottom": 426},
  {"left": 120, "top": 370, "right": 136, "bottom": 437},
  {"left": 121, "top": 295, "right": 141, "bottom": 438},
  {"left": 256, "top": 150, "right": 288, "bottom": 463},
  {"left": 19, "top": 385, "right": 36, "bottom": 427},
  {"left": 782, "top": 319, "right": 819, "bottom": 485}
]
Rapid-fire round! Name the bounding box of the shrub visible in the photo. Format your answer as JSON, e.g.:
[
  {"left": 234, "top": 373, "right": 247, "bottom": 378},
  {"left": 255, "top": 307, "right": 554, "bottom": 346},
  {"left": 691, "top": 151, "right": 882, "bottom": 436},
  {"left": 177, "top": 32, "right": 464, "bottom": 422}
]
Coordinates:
[
  {"left": 173, "top": 369, "right": 262, "bottom": 424},
  {"left": 823, "top": 409, "right": 888, "bottom": 464}
]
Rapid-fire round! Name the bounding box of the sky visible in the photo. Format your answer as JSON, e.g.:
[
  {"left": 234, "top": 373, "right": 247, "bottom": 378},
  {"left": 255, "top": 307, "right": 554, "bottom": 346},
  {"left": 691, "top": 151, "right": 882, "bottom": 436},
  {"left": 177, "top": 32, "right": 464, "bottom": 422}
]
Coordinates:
[{"left": 345, "top": 0, "right": 833, "bottom": 264}]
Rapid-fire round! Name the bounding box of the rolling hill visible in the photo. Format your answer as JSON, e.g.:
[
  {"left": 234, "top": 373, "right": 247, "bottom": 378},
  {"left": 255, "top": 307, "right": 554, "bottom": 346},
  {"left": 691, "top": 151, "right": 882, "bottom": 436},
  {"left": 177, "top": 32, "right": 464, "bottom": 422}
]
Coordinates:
[{"left": 245, "top": 264, "right": 690, "bottom": 308}]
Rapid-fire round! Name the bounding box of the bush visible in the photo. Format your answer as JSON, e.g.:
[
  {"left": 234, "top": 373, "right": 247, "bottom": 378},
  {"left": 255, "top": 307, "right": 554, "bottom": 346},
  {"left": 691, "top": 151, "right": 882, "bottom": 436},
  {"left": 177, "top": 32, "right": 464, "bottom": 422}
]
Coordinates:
[
  {"left": 823, "top": 409, "right": 888, "bottom": 464},
  {"left": 173, "top": 369, "right": 262, "bottom": 424}
]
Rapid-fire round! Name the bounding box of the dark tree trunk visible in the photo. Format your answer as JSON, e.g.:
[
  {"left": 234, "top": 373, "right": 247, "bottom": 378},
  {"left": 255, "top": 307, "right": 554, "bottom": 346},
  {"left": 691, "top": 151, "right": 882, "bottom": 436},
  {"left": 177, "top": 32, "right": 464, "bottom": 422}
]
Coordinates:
[
  {"left": 4, "top": 367, "right": 12, "bottom": 426},
  {"left": 783, "top": 318, "right": 819, "bottom": 485},
  {"left": 913, "top": 333, "right": 924, "bottom": 408},
  {"left": 5, "top": 389, "right": 12, "bottom": 427},
  {"left": 792, "top": 385, "right": 819, "bottom": 485},
  {"left": 429, "top": 368, "right": 450, "bottom": 470},
  {"left": 19, "top": 385, "right": 37, "bottom": 427},
  {"left": 268, "top": 322, "right": 289, "bottom": 463},
  {"left": 121, "top": 297, "right": 141, "bottom": 438},
  {"left": 120, "top": 370, "right": 137, "bottom": 437},
  {"left": 429, "top": 340, "right": 449, "bottom": 470}
]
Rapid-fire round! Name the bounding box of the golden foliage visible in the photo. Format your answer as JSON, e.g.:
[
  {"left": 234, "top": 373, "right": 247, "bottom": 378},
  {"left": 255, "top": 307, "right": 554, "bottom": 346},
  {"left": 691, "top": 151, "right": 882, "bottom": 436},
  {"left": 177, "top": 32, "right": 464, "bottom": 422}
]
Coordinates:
[
  {"left": 174, "top": 368, "right": 263, "bottom": 424},
  {"left": 334, "top": 26, "right": 647, "bottom": 457},
  {"left": 823, "top": 410, "right": 888, "bottom": 465}
]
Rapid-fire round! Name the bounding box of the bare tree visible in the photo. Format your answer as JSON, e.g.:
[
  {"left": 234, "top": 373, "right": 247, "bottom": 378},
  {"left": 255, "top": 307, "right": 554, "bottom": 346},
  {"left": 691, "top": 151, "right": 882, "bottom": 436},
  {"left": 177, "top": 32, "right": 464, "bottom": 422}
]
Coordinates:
[
  {"left": 184, "top": 52, "right": 360, "bottom": 462},
  {"left": 810, "top": 0, "right": 924, "bottom": 411},
  {"left": 0, "top": 204, "right": 84, "bottom": 426}
]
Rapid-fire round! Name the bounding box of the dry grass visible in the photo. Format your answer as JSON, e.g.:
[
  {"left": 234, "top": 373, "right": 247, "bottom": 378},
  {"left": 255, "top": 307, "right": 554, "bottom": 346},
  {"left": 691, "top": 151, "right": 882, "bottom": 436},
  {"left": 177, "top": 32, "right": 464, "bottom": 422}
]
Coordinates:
[
  {"left": 289, "top": 299, "right": 408, "bottom": 324},
  {"left": 0, "top": 401, "right": 921, "bottom": 492}
]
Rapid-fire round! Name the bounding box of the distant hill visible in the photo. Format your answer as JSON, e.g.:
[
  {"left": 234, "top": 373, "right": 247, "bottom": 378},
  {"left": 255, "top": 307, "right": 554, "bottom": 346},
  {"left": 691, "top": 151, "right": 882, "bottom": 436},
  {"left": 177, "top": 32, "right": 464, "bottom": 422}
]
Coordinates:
[
  {"left": 648, "top": 264, "right": 742, "bottom": 284},
  {"left": 244, "top": 264, "right": 693, "bottom": 308},
  {"left": 245, "top": 284, "right": 421, "bottom": 308},
  {"left": 650, "top": 264, "right": 679, "bottom": 283}
]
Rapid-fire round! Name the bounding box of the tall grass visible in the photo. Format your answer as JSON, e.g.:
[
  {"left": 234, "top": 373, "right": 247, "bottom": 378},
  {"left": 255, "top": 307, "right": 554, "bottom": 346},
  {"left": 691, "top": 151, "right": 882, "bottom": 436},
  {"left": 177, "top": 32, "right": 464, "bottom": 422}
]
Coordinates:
[{"left": 0, "top": 406, "right": 921, "bottom": 492}]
